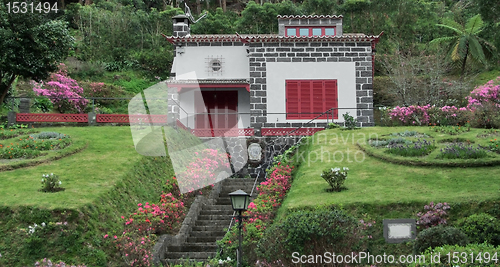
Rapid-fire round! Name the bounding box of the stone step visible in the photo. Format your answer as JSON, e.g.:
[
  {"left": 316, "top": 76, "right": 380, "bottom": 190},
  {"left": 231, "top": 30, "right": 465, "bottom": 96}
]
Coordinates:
[
  {"left": 222, "top": 180, "right": 256, "bottom": 186},
  {"left": 219, "top": 187, "right": 256, "bottom": 195},
  {"left": 195, "top": 219, "right": 229, "bottom": 227},
  {"left": 216, "top": 199, "right": 236, "bottom": 205},
  {"left": 197, "top": 214, "right": 234, "bottom": 221},
  {"left": 167, "top": 243, "right": 218, "bottom": 252},
  {"left": 192, "top": 225, "right": 230, "bottom": 232},
  {"left": 200, "top": 209, "right": 234, "bottom": 216},
  {"left": 189, "top": 230, "right": 226, "bottom": 238},
  {"left": 186, "top": 236, "right": 222, "bottom": 243},
  {"left": 164, "top": 251, "right": 216, "bottom": 261},
  {"left": 202, "top": 204, "right": 233, "bottom": 211}
]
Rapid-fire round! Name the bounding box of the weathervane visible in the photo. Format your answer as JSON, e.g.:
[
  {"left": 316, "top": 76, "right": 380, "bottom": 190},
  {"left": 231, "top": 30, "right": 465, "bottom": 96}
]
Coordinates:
[{"left": 184, "top": 3, "right": 208, "bottom": 24}]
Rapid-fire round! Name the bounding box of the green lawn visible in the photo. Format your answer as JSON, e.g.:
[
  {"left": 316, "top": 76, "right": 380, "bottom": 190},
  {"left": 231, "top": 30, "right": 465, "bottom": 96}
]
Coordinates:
[
  {"left": 282, "top": 126, "right": 500, "bottom": 210},
  {"left": 0, "top": 126, "right": 142, "bottom": 209}
]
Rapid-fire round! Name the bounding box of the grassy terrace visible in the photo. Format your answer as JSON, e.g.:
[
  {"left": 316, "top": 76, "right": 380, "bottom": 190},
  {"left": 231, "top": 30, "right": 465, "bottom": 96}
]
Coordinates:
[
  {"left": 0, "top": 126, "right": 142, "bottom": 209},
  {"left": 282, "top": 126, "right": 500, "bottom": 211}
]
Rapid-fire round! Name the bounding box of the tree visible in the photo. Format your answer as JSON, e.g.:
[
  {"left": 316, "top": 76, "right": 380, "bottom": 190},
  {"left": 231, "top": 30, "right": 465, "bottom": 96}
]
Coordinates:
[
  {"left": 0, "top": 0, "right": 74, "bottom": 105},
  {"left": 430, "top": 14, "right": 496, "bottom": 77}
]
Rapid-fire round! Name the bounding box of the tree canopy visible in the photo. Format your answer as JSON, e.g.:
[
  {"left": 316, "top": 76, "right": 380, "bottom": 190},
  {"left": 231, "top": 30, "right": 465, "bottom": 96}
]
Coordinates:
[
  {"left": 0, "top": 0, "right": 74, "bottom": 103},
  {"left": 430, "top": 14, "right": 496, "bottom": 77}
]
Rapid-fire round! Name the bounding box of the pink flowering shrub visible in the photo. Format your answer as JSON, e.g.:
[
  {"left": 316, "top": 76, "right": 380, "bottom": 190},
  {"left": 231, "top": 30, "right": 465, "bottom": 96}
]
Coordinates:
[
  {"left": 107, "top": 190, "right": 185, "bottom": 266},
  {"left": 31, "top": 64, "right": 88, "bottom": 113},
  {"left": 467, "top": 77, "right": 500, "bottom": 109},
  {"left": 416, "top": 201, "right": 450, "bottom": 229},
  {"left": 389, "top": 105, "right": 432, "bottom": 125},
  {"left": 387, "top": 77, "right": 500, "bottom": 128},
  {"left": 466, "top": 77, "right": 500, "bottom": 128},
  {"left": 177, "top": 149, "right": 230, "bottom": 193}
]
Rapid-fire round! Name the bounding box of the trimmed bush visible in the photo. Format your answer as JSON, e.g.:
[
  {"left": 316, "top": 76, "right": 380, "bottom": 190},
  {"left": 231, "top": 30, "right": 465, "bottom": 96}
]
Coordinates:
[
  {"left": 30, "top": 132, "right": 68, "bottom": 140},
  {"left": 413, "top": 225, "right": 469, "bottom": 254},
  {"left": 457, "top": 213, "right": 500, "bottom": 246},
  {"left": 257, "top": 208, "right": 361, "bottom": 265}
]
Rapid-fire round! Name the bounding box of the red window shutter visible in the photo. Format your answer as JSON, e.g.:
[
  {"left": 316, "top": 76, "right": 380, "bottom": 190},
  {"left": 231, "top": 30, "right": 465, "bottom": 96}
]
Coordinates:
[
  {"left": 300, "top": 81, "right": 311, "bottom": 119},
  {"left": 286, "top": 79, "right": 338, "bottom": 120},
  {"left": 286, "top": 80, "right": 300, "bottom": 119},
  {"left": 324, "top": 80, "right": 338, "bottom": 119},
  {"left": 312, "top": 80, "right": 324, "bottom": 118}
]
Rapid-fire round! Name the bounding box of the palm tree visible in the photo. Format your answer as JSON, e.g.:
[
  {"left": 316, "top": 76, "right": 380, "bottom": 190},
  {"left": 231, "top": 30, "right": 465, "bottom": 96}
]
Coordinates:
[{"left": 430, "top": 14, "right": 496, "bottom": 77}]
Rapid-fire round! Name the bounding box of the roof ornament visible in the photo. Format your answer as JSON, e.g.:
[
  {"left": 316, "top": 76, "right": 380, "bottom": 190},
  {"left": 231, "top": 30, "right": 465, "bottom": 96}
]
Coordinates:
[{"left": 184, "top": 3, "right": 208, "bottom": 24}]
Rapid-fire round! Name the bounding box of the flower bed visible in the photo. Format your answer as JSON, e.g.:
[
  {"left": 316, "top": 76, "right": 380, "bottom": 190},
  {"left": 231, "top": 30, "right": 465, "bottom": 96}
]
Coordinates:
[
  {"left": 437, "top": 143, "right": 489, "bottom": 159},
  {"left": 0, "top": 133, "right": 71, "bottom": 159},
  {"left": 386, "top": 139, "right": 436, "bottom": 157},
  {"left": 357, "top": 127, "right": 500, "bottom": 167}
]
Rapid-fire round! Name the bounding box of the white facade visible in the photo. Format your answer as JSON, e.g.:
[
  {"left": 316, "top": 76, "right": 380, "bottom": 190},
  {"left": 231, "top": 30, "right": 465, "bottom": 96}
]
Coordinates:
[
  {"left": 173, "top": 46, "right": 249, "bottom": 79},
  {"left": 266, "top": 62, "right": 357, "bottom": 123}
]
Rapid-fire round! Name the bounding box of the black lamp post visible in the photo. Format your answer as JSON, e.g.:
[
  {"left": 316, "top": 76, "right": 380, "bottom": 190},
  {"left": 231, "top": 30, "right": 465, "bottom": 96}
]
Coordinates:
[{"left": 229, "top": 189, "right": 250, "bottom": 267}]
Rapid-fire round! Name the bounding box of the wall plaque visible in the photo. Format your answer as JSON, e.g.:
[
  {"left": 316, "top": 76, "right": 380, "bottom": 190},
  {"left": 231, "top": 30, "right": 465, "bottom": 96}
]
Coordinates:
[
  {"left": 248, "top": 143, "right": 262, "bottom": 161},
  {"left": 383, "top": 219, "right": 416, "bottom": 243}
]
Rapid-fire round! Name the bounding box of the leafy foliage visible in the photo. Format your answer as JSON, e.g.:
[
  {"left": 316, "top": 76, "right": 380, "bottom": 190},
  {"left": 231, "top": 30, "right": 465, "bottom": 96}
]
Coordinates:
[
  {"left": 413, "top": 225, "right": 469, "bottom": 254},
  {"left": 430, "top": 14, "right": 496, "bottom": 76},
  {"left": 40, "top": 173, "right": 64, "bottom": 193},
  {"left": 456, "top": 213, "right": 500, "bottom": 246},
  {"left": 321, "top": 167, "right": 349, "bottom": 192},
  {"left": 0, "top": 0, "right": 74, "bottom": 104},
  {"left": 257, "top": 208, "right": 361, "bottom": 265},
  {"left": 342, "top": 112, "right": 357, "bottom": 129}
]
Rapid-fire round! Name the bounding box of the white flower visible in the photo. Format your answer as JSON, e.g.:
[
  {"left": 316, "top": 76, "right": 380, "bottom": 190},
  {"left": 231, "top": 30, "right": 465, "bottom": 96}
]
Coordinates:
[
  {"left": 41, "top": 222, "right": 46, "bottom": 227},
  {"left": 50, "top": 173, "right": 53, "bottom": 176},
  {"left": 59, "top": 181, "right": 62, "bottom": 185},
  {"left": 218, "top": 259, "right": 223, "bottom": 265},
  {"left": 227, "top": 257, "right": 231, "bottom": 261},
  {"left": 41, "top": 179, "right": 44, "bottom": 182}
]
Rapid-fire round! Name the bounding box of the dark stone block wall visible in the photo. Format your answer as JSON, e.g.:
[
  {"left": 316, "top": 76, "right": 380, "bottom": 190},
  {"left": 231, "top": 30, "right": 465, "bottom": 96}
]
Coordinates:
[{"left": 248, "top": 41, "right": 374, "bottom": 135}]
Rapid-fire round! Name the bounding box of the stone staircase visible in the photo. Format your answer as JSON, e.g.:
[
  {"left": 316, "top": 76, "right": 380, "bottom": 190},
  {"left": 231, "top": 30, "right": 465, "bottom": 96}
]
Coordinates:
[{"left": 162, "top": 178, "right": 257, "bottom": 264}]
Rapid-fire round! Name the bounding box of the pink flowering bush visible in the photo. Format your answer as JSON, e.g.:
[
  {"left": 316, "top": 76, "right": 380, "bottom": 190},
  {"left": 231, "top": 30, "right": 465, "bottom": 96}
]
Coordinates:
[
  {"left": 389, "top": 105, "right": 432, "bottom": 125},
  {"left": 466, "top": 77, "right": 500, "bottom": 128},
  {"left": 387, "top": 77, "right": 500, "bottom": 128},
  {"left": 177, "top": 149, "right": 230, "bottom": 193},
  {"left": 107, "top": 189, "right": 186, "bottom": 266},
  {"left": 416, "top": 201, "right": 450, "bottom": 229},
  {"left": 31, "top": 64, "right": 88, "bottom": 113}
]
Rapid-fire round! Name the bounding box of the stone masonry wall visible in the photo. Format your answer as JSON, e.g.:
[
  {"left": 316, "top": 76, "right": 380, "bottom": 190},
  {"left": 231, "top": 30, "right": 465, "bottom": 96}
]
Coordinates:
[{"left": 248, "top": 41, "right": 374, "bottom": 136}]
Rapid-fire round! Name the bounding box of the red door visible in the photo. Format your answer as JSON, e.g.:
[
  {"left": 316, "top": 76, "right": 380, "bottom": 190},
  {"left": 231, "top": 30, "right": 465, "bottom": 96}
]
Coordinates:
[{"left": 196, "top": 91, "right": 238, "bottom": 132}]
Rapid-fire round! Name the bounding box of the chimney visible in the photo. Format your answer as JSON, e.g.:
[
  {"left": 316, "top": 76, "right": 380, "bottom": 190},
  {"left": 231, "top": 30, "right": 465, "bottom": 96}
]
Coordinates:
[{"left": 172, "top": 15, "right": 190, "bottom": 37}]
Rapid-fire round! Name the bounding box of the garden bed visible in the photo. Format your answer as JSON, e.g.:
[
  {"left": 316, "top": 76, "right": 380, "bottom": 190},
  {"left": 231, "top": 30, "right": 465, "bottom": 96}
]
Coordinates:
[{"left": 359, "top": 128, "right": 500, "bottom": 167}]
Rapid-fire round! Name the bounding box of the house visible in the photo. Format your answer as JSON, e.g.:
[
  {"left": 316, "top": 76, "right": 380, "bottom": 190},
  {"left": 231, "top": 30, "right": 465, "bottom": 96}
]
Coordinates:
[{"left": 164, "top": 14, "right": 381, "bottom": 137}]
